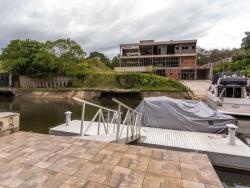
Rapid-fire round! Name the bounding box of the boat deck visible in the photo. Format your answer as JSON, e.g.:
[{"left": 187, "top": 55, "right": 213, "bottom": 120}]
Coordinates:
[
  {"left": 0, "top": 131, "right": 223, "bottom": 188},
  {"left": 50, "top": 120, "right": 250, "bottom": 171},
  {"left": 217, "top": 103, "right": 250, "bottom": 116}
]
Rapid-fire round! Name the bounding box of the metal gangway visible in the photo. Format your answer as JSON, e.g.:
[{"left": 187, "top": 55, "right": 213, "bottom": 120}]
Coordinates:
[{"left": 67, "top": 97, "right": 142, "bottom": 143}]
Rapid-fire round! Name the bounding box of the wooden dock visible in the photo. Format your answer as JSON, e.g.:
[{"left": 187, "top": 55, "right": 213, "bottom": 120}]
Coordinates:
[
  {"left": 0, "top": 131, "right": 223, "bottom": 188},
  {"left": 50, "top": 120, "right": 250, "bottom": 171}
]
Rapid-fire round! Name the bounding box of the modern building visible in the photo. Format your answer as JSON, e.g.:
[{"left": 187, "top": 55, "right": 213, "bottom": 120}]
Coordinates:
[{"left": 115, "top": 39, "right": 210, "bottom": 80}]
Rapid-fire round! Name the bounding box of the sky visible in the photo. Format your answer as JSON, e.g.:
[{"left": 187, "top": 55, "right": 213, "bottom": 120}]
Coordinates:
[{"left": 0, "top": 0, "right": 250, "bottom": 57}]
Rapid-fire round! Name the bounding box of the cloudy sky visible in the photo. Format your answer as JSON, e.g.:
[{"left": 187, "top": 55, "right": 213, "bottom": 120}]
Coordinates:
[{"left": 0, "top": 0, "right": 250, "bottom": 57}]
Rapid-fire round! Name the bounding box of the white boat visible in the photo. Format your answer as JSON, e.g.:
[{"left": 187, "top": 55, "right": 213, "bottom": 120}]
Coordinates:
[{"left": 207, "top": 73, "right": 250, "bottom": 116}]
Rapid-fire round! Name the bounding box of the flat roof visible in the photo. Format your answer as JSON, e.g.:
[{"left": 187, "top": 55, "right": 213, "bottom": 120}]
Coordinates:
[{"left": 120, "top": 39, "right": 197, "bottom": 47}]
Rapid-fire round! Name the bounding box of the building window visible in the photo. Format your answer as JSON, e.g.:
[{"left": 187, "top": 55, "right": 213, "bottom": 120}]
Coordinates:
[
  {"left": 181, "top": 69, "right": 195, "bottom": 80},
  {"left": 192, "top": 46, "right": 195, "bottom": 49},
  {"left": 176, "top": 47, "right": 179, "bottom": 50},
  {"left": 182, "top": 46, "right": 189, "bottom": 50}
]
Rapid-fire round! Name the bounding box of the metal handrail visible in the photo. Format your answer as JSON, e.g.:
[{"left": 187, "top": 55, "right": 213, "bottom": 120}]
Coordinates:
[
  {"left": 112, "top": 98, "right": 142, "bottom": 141},
  {"left": 73, "top": 97, "right": 118, "bottom": 136},
  {"left": 72, "top": 97, "right": 141, "bottom": 143},
  {"left": 112, "top": 98, "right": 140, "bottom": 114},
  {"left": 73, "top": 97, "right": 117, "bottom": 113}
]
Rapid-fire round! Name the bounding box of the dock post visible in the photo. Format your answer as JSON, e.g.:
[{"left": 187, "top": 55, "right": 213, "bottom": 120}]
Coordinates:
[
  {"left": 116, "top": 104, "right": 121, "bottom": 142},
  {"left": 227, "top": 124, "right": 238, "bottom": 145},
  {"left": 65, "top": 111, "right": 72, "bottom": 126}
]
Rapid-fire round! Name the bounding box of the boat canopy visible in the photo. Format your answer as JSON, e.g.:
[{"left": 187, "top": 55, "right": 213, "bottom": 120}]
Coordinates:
[
  {"left": 136, "top": 97, "right": 236, "bottom": 133},
  {"left": 219, "top": 77, "right": 248, "bottom": 86}
]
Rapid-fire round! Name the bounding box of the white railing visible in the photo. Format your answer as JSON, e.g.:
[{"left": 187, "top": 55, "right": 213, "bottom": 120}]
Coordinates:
[
  {"left": 112, "top": 98, "right": 142, "bottom": 142},
  {"left": 73, "top": 97, "right": 118, "bottom": 136},
  {"left": 72, "top": 97, "right": 142, "bottom": 142}
]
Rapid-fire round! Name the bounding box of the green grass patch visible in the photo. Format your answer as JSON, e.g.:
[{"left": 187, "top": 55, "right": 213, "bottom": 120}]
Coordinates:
[{"left": 67, "top": 72, "right": 187, "bottom": 92}]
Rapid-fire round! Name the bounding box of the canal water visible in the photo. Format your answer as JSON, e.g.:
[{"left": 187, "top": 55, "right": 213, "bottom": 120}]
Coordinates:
[{"left": 0, "top": 96, "right": 249, "bottom": 188}]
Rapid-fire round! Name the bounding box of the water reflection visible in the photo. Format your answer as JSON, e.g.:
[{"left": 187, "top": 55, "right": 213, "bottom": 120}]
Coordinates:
[{"left": 215, "top": 167, "right": 250, "bottom": 188}]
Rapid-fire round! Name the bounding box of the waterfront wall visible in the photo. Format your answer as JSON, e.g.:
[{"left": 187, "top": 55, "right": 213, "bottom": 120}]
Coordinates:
[
  {"left": 14, "top": 89, "right": 191, "bottom": 99},
  {"left": 19, "top": 76, "right": 72, "bottom": 88}
]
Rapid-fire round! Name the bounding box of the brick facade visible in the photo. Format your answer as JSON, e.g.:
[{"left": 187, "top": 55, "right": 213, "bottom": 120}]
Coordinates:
[
  {"left": 180, "top": 56, "right": 196, "bottom": 68},
  {"left": 165, "top": 69, "right": 180, "bottom": 79}
]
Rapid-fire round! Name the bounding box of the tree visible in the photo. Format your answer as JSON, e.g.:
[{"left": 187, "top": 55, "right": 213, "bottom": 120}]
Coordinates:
[
  {"left": 0, "top": 38, "right": 87, "bottom": 77},
  {"left": 196, "top": 47, "right": 208, "bottom": 65},
  {"left": 241, "top": 32, "right": 250, "bottom": 49},
  {"left": 0, "top": 39, "right": 44, "bottom": 76},
  {"left": 46, "top": 39, "right": 86, "bottom": 74},
  {"left": 88, "top": 52, "right": 110, "bottom": 64},
  {"left": 108, "top": 55, "right": 119, "bottom": 69}
]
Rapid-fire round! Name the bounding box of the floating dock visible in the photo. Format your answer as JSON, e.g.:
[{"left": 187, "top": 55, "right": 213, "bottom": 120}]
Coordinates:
[
  {"left": 139, "top": 126, "right": 250, "bottom": 171},
  {"left": 50, "top": 120, "right": 250, "bottom": 171}
]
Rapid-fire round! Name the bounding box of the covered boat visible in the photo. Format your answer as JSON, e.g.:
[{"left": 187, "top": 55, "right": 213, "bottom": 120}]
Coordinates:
[{"left": 136, "top": 96, "right": 236, "bottom": 133}]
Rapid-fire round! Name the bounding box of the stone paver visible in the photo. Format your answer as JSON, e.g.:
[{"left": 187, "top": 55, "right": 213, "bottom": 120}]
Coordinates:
[{"left": 0, "top": 131, "right": 223, "bottom": 188}]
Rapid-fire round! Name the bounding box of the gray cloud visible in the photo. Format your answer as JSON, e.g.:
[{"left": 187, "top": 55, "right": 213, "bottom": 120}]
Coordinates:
[{"left": 0, "top": 0, "right": 250, "bottom": 57}]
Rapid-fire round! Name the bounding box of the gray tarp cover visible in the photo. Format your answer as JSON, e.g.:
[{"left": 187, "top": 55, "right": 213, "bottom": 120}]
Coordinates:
[{"left": 136, "top": 97, "right": 236, "bottom": 133}]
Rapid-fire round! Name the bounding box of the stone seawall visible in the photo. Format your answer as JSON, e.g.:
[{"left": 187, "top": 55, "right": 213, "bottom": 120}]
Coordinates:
[
  {"left": 14, "top": 89, "right": 191, "bottom": 99},
  {"left": 15, "top": 89, "right": 101, "bottom": 99}
]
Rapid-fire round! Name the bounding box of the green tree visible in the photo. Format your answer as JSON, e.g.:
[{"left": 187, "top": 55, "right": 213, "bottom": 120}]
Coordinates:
[
  {"left": 0, "top": 39, "right": 44, "bottom": 76},
  {"left": 108, "top": 55, "right": 119, "bottom": 69},
  {"left": 0, "top": 38, "right": 87, "bottom": 77},
  {"left": 88, "top": 51, "right": 110, "bottom": 64},
  {"left": 196, "top": 47, "right": 208, "bottom": 65},
  {"left": 241, "top": 32, "right": 250, "bottom": 49},
  {"left": 46, "top": 39, "right": 86, "bottom": 74}
]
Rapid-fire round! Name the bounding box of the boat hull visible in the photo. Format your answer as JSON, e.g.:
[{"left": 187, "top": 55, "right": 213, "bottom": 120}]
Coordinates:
[{"left": 207, "top": 94, "right": 250, "bottom": 117}]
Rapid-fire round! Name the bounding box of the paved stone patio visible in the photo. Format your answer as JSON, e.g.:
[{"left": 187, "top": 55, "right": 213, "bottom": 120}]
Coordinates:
[{"left": 0, "top": 131, "right": 223, "bottom": 188}]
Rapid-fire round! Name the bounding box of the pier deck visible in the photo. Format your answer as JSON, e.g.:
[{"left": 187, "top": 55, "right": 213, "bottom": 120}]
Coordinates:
[
  {"left": 0, "top": 131, "right": 223, "bottom": 188},
  {"left": 139, "top": 127, "right": 250, "bottom": 171}
]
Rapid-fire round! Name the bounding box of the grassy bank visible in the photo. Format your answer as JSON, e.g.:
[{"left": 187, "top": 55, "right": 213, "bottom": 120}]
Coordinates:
[{"left": 67, "top": 73, "right": 188, "bottom": 92}]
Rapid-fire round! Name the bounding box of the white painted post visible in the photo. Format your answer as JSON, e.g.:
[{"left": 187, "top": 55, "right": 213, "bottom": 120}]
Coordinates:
[
  {"left": 80, "top": 103, "right": 86, "bottom": 136},
  {"left": 227, "top": 124, "right": 238, "bottom": 145},
  {"left": 65, "top": 111, "right": 72, "bottom": 126},
  {"left": 116, "top": 104, "right": 121, "bottom": 142},
  {"left": 97, "top": 109, "right": 102, "bottom": 135}
]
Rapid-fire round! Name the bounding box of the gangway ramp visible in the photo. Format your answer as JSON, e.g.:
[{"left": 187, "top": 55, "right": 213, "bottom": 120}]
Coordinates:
[{"left": 50, "top": 97, "right": 142, "bottom": 143}]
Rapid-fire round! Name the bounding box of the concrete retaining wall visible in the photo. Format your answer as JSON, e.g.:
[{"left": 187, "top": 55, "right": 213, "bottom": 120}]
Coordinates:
[
  {"left": 19, "top": 76, "right": 72, "bottom": 88},
  {"left": 14, "top": 89, "right": 191, "bottom": 100}
]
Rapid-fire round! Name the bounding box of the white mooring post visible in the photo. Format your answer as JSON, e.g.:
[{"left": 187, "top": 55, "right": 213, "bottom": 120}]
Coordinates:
[
  {"left": 65, "top": 111, "right": 72, "bottom": 126},
  {"left": 226, "top": 124, "right": 238, "bottom": 145}
]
